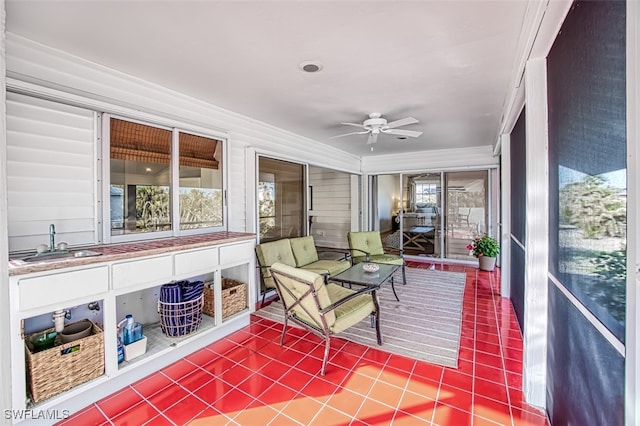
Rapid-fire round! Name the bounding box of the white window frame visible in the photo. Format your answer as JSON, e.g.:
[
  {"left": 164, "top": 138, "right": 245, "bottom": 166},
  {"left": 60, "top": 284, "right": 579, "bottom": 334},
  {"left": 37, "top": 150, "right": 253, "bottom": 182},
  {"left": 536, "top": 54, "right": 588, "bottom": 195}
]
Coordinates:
[{"left": 100, "top": 113, "right": 228, "bottom": 244}]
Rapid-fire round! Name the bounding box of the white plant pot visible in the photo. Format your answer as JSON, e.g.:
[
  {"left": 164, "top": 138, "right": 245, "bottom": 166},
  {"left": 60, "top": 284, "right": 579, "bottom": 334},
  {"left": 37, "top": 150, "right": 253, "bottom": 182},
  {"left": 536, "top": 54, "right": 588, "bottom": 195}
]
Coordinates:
[{"left": 478, "top": 256, "right": 496, "bottom": 271}]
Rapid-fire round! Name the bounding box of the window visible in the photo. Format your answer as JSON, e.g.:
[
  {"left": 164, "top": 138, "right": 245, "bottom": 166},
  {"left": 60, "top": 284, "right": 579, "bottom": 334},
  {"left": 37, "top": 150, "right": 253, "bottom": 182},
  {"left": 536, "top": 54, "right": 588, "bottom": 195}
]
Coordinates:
[
  {"left": 178, "top": 132, "right": 223, "bottom": 230},
  {"left": 258, "top": 175, "right": 276, "bottom": 238},
  {"left": 414, "top": 182, "right": 437, "bottom": 205},
  {"left": 108, "top": 117, "right": 224, "bottom": 238}
]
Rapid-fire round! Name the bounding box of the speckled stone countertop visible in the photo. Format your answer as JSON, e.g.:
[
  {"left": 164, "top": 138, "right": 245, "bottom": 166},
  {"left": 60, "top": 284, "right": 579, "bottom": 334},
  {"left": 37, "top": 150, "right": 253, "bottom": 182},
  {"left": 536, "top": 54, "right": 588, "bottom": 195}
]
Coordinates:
[{"left": 9, "top": 232, "right": 256, "bottom": 276}]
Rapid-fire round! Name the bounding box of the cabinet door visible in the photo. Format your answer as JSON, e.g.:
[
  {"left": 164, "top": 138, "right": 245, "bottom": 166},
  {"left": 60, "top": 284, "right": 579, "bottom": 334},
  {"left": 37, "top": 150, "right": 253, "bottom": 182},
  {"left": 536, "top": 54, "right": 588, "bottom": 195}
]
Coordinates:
[{"left": 19, "top": 266, "right": 109, "bottom": 311}]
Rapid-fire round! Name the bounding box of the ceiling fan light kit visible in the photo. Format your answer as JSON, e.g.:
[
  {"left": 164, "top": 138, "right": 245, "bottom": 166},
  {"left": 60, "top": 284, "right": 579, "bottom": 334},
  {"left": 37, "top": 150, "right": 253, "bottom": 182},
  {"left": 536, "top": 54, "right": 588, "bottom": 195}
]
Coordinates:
[{"left": 331, "top": 112, "right": 423, "bottom": 150}]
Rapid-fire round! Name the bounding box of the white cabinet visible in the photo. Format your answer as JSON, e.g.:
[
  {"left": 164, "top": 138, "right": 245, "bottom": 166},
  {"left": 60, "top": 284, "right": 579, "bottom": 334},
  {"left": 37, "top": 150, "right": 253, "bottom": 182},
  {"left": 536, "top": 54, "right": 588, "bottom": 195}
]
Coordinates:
[
  {"left": 9, "top": 236, "right": 255, "bottom": 423},
  {"left": 174, "top": 247, "right": 219, "bottom": 276},
  {"left": 220, "top": 243, "right": 253, "bottom": 265},
  {"left": 18, "top": 266, "right": 109, "bottom": 311},
  {"left": 112, "top": 255, "right": 173, "bottom": 290}
]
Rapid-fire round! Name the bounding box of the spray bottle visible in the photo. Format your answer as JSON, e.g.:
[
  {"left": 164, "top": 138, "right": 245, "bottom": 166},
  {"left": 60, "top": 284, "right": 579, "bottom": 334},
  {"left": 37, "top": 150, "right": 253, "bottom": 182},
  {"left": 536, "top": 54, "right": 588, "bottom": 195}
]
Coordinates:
[{"left": 117, "top": 314, "right": 143, "bottom": 345}]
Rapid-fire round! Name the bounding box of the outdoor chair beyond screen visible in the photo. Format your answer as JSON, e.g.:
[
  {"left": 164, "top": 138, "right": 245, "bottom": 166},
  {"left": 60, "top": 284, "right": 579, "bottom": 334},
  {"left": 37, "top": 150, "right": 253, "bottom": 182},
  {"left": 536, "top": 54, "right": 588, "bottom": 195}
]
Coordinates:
[
  {"left": 269, "top": 262, "right": 381, "bottom": 375},
  {"left": 347, "top": 231, "right": 407, "bottom": 285}
]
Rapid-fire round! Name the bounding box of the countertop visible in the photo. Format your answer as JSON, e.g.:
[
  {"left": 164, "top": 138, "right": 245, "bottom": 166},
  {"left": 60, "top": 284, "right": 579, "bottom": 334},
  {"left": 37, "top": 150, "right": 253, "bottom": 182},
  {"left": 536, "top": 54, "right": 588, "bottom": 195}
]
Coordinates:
[{"left": 9, "top": 232, "right": 256, "bottom": 276}]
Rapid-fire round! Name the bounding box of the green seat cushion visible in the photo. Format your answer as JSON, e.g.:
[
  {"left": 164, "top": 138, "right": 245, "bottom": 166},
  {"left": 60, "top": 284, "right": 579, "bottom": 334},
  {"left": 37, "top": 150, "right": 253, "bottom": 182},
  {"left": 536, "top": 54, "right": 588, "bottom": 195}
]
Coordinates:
[
  {"left": 290, "top": 236, "right": 319, "bottom": 267},
  {"left": 368, "top": 254, "right": 404, "bottom": 266},
  {"left": 301, "top": 260, "right": 351, "bottom": 276},
  {"left": 325, "top": 284, "right": 375, "bottom": 334},
  {"left": 351, "top": 254, "right": 403, "bottom": 266}
]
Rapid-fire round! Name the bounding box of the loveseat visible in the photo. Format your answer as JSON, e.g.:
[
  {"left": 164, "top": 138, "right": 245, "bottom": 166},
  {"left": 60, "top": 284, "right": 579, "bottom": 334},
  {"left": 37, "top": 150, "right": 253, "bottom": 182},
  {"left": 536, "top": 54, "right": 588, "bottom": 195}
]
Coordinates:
[{"left": 255, "top": 236, "right": 351, "bottom": 305}]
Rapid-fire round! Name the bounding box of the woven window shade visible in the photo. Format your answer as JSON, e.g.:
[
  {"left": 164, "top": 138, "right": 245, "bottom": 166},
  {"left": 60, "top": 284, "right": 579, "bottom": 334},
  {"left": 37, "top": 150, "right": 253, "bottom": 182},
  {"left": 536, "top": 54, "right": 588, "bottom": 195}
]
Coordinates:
[
  {"left": 179, "top": 132, "right": 219, "bottom": 170},
  {"left": 110, "top": 118, "right": 219, "bottom": 169}
]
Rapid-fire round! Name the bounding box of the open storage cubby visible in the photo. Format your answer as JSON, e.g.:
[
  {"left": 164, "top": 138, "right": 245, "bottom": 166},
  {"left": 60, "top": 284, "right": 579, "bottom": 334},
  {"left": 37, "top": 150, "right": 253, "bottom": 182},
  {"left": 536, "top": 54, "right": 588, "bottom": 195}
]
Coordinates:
[
  {"left": 115, "top": 274, "right": 216, "bottom": 371},
  {"left": 26, "top": 320, "right": 104, "bottom": 403},
  {"left": 220, "top": 264, "right": 250, "bottom": 321}
]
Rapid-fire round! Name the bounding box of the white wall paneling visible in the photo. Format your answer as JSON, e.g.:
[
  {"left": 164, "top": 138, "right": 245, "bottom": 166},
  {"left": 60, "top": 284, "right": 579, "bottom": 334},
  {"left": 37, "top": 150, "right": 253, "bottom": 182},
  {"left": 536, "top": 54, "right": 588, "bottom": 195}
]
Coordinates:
[
  {"left": 226, "top": 138, "right": 248, "bottom": 232},
  {"left": 309, "top": 166, "right": 353, "bottom": 248},
  {"left": 6, "top": 35, "right": 363, "bottom": 240},
  {"left": 6, "top": 35, "right": 361, "bottom": 177},
  {"left": 6, "top": 93, "right": 96, "bottom": 251}
]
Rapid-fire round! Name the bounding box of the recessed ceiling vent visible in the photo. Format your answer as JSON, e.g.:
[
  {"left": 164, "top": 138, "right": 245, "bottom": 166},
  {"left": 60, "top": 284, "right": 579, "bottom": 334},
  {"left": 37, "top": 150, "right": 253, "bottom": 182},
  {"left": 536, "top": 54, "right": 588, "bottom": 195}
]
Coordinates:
[{"left": 299, "top": 61, "right": 323, "bottom": 73}]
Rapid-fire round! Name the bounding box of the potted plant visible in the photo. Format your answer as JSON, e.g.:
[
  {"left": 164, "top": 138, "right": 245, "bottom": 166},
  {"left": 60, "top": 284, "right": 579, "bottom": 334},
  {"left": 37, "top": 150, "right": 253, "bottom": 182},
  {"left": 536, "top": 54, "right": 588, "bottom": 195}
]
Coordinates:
[{"left": 467, "top": 235, "right": 500, "bottom": 271}]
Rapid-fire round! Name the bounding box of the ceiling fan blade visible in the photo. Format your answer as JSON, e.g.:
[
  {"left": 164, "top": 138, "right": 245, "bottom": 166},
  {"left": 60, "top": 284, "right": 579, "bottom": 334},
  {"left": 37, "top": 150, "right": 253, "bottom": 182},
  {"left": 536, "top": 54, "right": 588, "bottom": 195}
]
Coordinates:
[
  {"left": 340, "top": 122, "right": 366, "bottom": 128},
  {"left": 386, "top": 117, "right": 419, "bottom": 128},
  {"left": 329, "top": 131, "right": 369, "bottom": 139},
  {"left": 367, "top": 132, "right": 379, "bottom": 145},
  {"left": 383, "top": 129, "right": 423, "bottom": 138}
]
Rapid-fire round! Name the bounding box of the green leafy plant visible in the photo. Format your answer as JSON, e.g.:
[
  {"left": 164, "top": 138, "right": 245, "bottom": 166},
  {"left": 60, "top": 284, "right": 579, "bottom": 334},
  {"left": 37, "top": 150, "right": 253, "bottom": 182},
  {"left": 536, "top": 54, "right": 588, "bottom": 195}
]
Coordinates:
[{"left": 467, "top": 235, "right": 500, "bottom": 258}]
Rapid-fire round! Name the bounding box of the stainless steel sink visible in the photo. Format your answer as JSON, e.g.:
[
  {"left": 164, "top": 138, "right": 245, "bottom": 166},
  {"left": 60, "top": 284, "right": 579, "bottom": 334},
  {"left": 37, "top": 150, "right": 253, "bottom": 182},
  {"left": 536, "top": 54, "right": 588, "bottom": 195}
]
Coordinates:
[
  {"left": 20, "top": 252, "right": 70, "bottom": 262},
  {"left": 17, "top": 249, "right": 102, "bottom": 263},
  {"left": 72, "top": 250, "right": 102, "bottom": 258}
]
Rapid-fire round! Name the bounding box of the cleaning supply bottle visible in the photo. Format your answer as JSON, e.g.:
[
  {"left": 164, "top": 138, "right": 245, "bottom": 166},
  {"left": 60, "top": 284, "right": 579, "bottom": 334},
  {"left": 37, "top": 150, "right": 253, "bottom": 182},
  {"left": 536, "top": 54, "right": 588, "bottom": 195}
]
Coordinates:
[
  {"left": 116, "top": 326, "right": 124, "bottom": 364},
  {"left": 118, "top": 314, "right": 143, "bottom": 345}
]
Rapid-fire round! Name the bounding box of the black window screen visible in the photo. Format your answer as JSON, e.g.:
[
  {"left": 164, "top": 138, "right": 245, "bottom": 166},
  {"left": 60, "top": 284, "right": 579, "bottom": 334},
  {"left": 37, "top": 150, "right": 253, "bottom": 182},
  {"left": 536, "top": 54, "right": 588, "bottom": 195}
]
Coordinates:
[
  {"left": 510, "top": 108, "right": 526, "bottom": 243},
  {"left": 547, "top": 0, "right": 626, "bottom": 342}
]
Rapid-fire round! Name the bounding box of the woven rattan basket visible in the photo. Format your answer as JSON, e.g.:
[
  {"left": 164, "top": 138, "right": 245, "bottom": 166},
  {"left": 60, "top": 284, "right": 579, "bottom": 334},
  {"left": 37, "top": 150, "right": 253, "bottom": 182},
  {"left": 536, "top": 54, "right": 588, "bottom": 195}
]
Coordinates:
[
  {"left": 158, "top": 294, "right": 204, "bottom": 337},
  {"left": 25, "top": 320, "right": 104, "bottom": 403},
  {"left": 202, "top": 281, "right": 215, "bottom": 317},
  {"left": 203, "top": 278, "right": 247, "bottom": 319}
]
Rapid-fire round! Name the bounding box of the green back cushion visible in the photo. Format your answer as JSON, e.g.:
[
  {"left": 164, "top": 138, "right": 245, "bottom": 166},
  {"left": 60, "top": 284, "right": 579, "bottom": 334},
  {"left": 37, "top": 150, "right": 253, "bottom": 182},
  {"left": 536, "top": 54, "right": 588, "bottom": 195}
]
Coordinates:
[
  {"left": 255, "top": 239, "right": 296, "bottom": 289},
  {"left": 256, "top": 239, "right": 296, "bottom": 267},
  {"left": 289, "top": 236, "right": 319, "bottom": 267},
  {"left": 348, "top": 231, "right": 384, "bottom": 257},
  {"left": 270, "top": 262, "right": 336, "bottom": 327}
]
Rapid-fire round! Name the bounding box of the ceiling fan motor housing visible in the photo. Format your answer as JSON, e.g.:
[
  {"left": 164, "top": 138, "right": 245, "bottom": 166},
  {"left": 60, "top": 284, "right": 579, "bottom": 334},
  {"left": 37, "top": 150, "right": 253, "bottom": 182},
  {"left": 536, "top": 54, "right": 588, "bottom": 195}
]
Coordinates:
[{"left": 363, "top": 117, "right": 387, "bottom": 131}]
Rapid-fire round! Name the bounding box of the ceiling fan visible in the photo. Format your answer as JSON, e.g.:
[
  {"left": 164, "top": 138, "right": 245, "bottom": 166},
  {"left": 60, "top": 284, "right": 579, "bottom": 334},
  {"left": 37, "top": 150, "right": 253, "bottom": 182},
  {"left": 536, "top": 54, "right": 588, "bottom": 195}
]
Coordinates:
[{"left": 330, "top": 112, "right": 423, "bottom": 149}]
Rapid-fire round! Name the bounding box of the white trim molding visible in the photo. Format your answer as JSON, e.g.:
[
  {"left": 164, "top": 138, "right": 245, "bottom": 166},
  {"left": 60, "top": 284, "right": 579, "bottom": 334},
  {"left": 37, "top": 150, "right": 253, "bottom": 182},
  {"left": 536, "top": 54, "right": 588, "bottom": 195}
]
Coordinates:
[
  {"left": 626, "top": 1, "right": 640, "bottom": 425},
  {"left": 499, "top": 133, "right": 511, "bottom": 297},
  {"left": 523, "top": 57, "right": 549, "bottom": 409},
  {"left": 0, "top": 0, "right": 13, "bottom": 421}
]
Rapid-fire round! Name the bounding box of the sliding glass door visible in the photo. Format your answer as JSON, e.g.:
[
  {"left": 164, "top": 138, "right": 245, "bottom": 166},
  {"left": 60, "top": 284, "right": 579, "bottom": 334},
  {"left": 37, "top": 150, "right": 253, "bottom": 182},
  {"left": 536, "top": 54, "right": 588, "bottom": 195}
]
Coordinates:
[
  {"left": 257, "top": 157, "right": 305, "bottom": 242},
  {"left": 401, "top": 173, "right": 442, "bottom": 257},
  {"left": 444, "top": 171, "right": 488, "bottom": 260},
  {"left": 373, "top": 169, "right": 491, "bottom": 261}
]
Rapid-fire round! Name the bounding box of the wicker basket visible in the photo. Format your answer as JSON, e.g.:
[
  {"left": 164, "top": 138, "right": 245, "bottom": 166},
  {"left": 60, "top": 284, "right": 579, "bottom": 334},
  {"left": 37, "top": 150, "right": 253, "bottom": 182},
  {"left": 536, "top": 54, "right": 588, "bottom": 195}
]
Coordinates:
[
  {"left": 202, "top": 281, "right": 215, "bottom": 317},
  {"left": 25, "top": 320, "right": 104, "bottom": 403},
  {"left": 202, "top": 278, "right": 247, "bottom": 319},
  {"left": 222, "top": 278, "right": 247, "bottom": 318},
  {"left": 158, "top": 294, "right": 203, "bottom": 337}
]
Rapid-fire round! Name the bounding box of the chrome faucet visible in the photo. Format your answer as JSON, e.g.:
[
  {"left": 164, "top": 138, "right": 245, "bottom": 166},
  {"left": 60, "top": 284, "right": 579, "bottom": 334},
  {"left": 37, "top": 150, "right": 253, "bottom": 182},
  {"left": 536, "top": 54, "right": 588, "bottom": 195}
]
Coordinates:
[{"left": 49, "top": 224, "right": 56, "bottom": 252}]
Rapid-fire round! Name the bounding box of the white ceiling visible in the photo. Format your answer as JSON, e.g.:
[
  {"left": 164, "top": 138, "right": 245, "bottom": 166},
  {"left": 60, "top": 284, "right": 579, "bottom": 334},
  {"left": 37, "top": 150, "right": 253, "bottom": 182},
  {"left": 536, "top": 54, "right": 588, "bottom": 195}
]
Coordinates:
[{"left": 6, "top": 1, "right": 529, "bottom": 157}]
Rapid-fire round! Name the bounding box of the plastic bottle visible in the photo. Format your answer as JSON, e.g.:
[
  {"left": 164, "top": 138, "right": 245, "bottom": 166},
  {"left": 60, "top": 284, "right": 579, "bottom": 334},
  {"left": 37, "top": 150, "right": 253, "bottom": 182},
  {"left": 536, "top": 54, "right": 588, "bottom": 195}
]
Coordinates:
[
  {"left": 116, "top": 327, "right": 124, "bottom": 364},
  {"left": 118, "top": 314, "right": 143, "bottom": 345}
]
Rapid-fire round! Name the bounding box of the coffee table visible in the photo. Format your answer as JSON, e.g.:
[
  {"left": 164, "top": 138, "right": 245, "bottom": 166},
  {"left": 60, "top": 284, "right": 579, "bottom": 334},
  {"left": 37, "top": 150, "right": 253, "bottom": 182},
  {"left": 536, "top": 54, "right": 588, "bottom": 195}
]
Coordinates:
[
  {"left": 402, "top": 226, "right": 435, "bottom": 252},
  {"left": 330, "top": 262, "right": 401, "bottom": 302}
]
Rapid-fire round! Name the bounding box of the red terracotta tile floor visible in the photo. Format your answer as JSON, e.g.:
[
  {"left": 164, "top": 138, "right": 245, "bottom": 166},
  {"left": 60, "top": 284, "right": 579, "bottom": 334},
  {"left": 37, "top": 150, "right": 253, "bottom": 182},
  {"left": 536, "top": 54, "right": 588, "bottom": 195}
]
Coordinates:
[{"left": 57, "top": 261, "right": 549, "bottom": 425}]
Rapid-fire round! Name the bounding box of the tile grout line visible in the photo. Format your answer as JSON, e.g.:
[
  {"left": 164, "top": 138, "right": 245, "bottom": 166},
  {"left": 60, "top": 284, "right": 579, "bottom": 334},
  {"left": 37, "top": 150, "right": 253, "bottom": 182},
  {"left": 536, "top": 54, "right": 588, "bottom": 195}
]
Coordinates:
[
  {"left": 470, "top": 266, "right": 480, "bottom": 426},
  {"left": 489, "top": 268, "right": 517, "bottom": 426},
  {"left": 129, "top": 383, "right": 178, "bottom": 426}
]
